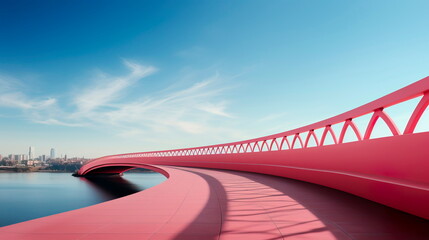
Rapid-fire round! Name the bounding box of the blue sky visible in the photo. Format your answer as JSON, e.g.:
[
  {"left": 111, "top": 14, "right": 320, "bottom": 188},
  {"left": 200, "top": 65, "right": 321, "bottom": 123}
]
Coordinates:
[{"left": 1, "top": 0, "right": 429, "bottom": 158}]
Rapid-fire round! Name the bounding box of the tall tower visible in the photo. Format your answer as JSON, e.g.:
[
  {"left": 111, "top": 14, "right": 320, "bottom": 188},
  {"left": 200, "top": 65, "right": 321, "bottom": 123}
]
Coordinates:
[
  {"left": 29, "top": 146, "right": 35, "bottom": 160},
  {"left": 50, "top": 148, "right": 55, "bottom": 159}
]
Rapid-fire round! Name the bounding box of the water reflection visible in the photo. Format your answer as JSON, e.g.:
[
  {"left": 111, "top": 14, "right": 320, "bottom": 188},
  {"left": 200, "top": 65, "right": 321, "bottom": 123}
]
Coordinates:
[{"left": 0, "top": 171, "right": 165, "bottom": 227}]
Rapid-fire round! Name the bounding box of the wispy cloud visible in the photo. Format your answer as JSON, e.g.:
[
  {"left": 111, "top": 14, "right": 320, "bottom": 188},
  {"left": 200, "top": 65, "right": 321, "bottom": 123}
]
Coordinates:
[
  {"left": 0, "top": 74, "right": 24, "bottom": 92},
  {"left": 73, "top": 59, "right": 157, "bottom": 113},
  {"left": 90, "top": 75, "right": 232, "bottom": 135},
  {"left": 0, "top": 59, "right": 241, "bottom": 148},
  {"left": 0, "top": 74, "right": 56, "bottom": 110},
  {"left": 34, "top": 118, "right": 85, "bottom": 127},
  {"left": 196, "top": 101, "right": 232, "bottom": 118}
]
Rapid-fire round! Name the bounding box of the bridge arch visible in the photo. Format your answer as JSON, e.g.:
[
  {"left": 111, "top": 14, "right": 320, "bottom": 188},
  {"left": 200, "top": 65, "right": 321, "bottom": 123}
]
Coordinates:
[
  {"left": 338, "top": 119, "right": 362, "bottom": 143},
  {"left": 79, "top": 163, "right": 169, "bottom": 178},
  {"left": 364, "top": 109, "right": 400, "bottom": 139}
]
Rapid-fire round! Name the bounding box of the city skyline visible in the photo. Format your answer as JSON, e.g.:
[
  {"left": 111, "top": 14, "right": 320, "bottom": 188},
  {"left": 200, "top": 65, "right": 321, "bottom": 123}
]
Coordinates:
[
  {"left": 1, "top": 147, "right": 86, "bottom": 161},
  {"left": 1, "top": 1, "right": 429, "bottom": 158}
]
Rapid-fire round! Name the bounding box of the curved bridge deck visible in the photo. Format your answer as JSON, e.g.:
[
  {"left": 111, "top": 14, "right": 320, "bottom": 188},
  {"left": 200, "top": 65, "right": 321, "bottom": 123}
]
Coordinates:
[{"left": 1, "top": 166, "right": 428, "bottom": 240}]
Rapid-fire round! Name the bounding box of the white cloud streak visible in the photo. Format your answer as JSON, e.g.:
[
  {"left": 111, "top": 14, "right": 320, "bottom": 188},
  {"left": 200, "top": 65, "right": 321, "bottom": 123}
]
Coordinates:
[
  {"left": 34, "top": 118, "right": 85, "bottom": 127},
  {"left": 0, "top": 74, "right": 57, "bottom": 111},
  {"left": 92, "top": 77, "right": 230, "bottom": 134},
  {"left": 0, "top": 60, "right": 238, "bottom": 147},
  {"left": 196, "top": 101, "right": 232, "bottom": 118},
  {"left": 74, "top": 60, "right": 157, "bottom": 113}
]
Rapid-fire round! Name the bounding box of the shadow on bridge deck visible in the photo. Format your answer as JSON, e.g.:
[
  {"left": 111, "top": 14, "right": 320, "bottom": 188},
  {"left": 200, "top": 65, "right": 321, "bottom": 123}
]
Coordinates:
[{"left": 174, "top": 167, "right": 429, "bottom": 240}]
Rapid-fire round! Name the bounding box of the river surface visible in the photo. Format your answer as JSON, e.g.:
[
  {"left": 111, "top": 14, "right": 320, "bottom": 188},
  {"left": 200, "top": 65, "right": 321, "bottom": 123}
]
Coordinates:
[{"left": 0, "top": 171, "right": 166, "bottom": 227}]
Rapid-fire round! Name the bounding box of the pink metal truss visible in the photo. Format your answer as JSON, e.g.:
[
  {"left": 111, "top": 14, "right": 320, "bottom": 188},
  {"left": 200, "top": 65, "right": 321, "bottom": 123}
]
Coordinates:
[
  {"left": 83, "top": 76, "right": 429, "bottom": 160},
  {"left": 79, "top": 76, "right": 429, "bottom": 219}
]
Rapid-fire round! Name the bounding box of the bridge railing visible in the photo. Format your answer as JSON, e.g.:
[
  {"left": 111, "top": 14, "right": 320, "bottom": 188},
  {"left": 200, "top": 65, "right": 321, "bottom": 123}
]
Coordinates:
[{"left": 94, "top": 76, "right": 429, "bottom": 161}]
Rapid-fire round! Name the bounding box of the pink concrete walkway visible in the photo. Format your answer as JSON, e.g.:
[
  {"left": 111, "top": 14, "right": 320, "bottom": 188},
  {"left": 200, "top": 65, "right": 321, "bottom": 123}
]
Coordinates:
[{"left": 0, "top": 166, "right": 428, "bottom": 240}]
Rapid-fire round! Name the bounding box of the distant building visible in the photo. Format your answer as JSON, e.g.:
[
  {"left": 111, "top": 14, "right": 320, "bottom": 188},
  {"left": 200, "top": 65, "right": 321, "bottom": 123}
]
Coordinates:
[
  {"left": 41, "top": 155, "right": 46, "bottom": 162},
  {"left": 50, "top": 148, "right": 55, "bottom": 159},
  {"left": 29, "top": 146, "right": 35, "bottom": 160},
  {"left": 14, "top": 155, "right": 21, "bottom": 161}
]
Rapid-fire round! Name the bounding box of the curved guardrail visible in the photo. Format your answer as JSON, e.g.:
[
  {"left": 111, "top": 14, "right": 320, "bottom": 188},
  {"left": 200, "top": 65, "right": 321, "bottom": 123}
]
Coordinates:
[
  {"left": 94, "top": 76, "right": 429, "bottom": 160},
  {"left": 79, "top": 76, "right": 429, "bottom": 219}
]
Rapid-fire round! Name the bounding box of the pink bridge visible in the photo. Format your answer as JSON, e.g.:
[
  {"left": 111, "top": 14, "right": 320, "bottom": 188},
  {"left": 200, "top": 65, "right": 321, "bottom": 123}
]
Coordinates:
[{"left": 2, "top": 77, "right": 429, "bottom": 240}]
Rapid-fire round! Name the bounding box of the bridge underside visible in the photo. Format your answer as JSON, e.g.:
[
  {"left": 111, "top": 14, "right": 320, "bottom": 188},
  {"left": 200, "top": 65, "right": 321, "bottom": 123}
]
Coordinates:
[
  {"left": 1, "top": 165, "right": 428, "bottom": 240},
  {"left": 81, "top": 166, "right": 136, "bottom": 175},
  {"left": 80, "top": 163, "right": 170, "bottom": 178}
]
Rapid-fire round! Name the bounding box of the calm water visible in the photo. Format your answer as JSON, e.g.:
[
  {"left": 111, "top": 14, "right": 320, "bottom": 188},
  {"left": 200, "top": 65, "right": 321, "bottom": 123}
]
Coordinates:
[{"left": 0, "top": 171, "right": 166, "bottom": 227}]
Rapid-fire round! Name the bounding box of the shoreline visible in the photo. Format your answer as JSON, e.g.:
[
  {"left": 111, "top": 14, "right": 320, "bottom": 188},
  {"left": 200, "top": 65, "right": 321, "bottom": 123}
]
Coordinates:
[
  {"left": 0, "top": 167, "right": 74, "bottom": 173},
  {"left": 0, "top": 168, "right": 155, "bottom": 174}
]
